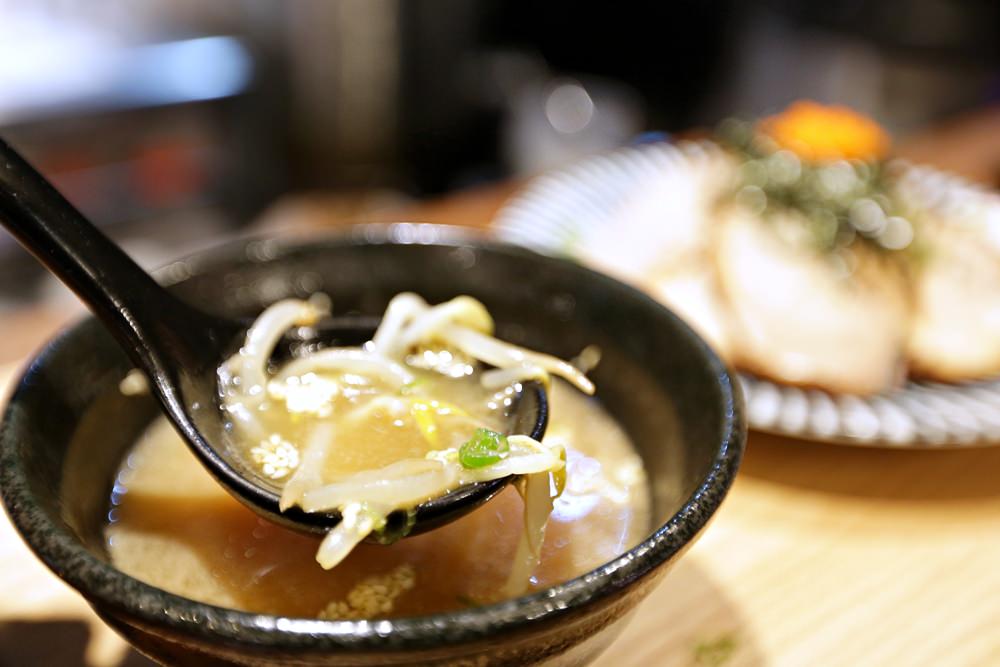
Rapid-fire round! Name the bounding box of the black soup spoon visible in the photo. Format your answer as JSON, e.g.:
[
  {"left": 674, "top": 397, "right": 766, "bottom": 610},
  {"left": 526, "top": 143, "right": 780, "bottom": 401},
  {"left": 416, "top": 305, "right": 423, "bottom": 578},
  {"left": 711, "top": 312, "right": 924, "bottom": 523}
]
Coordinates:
[{"left": 0, "top": 138, "right": 547, "bottom": 539}]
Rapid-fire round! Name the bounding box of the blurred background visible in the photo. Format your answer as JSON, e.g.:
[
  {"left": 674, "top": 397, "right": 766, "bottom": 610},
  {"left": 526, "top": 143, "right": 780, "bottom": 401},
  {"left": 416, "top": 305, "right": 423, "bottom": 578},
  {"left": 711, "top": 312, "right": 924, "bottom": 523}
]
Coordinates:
[{"left": 0, "top": 0, "right": 998, "bottom": 355}]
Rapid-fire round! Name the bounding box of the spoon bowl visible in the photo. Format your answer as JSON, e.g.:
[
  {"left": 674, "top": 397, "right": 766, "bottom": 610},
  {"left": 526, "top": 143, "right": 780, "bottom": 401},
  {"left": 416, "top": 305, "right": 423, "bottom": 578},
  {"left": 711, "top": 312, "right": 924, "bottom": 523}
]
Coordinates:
[{"left": 0, "top": 138, "right": 546, "bottom": 537}]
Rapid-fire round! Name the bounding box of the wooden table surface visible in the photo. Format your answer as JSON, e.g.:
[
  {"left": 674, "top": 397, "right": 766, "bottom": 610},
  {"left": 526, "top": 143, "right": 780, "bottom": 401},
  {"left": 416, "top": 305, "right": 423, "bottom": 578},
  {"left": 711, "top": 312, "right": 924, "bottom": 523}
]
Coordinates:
[{"left": 2, "top": 136, "right": 1000, "bottom": 666}]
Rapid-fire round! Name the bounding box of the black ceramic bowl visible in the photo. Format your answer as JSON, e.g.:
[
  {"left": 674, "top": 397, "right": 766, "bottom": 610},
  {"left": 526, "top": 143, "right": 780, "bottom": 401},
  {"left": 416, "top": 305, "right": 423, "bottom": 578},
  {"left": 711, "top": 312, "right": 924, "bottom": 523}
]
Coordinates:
[{"left": 0, "top": 225, "right": 744, "bottom": 666}]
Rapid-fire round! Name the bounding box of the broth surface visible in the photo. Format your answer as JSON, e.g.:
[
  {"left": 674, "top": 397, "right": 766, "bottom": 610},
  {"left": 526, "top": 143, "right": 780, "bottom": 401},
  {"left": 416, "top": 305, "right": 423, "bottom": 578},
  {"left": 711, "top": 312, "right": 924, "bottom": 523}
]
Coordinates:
[
  {"left": 106, "top": 380, "right": 649, "bottom": 618},
  {"left": 236, "top": 367, "right": 508, "bottom": 484}
]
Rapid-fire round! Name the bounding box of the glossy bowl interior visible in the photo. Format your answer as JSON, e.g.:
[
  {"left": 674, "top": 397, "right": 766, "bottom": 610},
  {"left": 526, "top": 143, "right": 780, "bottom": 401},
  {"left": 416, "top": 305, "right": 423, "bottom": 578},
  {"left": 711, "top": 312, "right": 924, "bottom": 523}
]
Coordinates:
[{"left": 0, "top": 225, "right": 744, "bottom": 666}]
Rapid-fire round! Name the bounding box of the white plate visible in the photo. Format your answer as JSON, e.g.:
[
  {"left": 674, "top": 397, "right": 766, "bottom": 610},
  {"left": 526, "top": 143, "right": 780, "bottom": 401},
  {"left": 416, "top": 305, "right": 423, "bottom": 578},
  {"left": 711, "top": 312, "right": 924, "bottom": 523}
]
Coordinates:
[{"left": 494, "top": 141, "right": 1000, "bottom": 447}]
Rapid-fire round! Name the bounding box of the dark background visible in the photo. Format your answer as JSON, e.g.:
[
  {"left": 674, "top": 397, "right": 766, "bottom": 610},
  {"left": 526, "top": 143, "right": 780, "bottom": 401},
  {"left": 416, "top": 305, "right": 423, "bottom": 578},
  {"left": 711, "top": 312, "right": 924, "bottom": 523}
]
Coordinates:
[{"left": 0, "top": 0, "right": 997, "bottom": 304}]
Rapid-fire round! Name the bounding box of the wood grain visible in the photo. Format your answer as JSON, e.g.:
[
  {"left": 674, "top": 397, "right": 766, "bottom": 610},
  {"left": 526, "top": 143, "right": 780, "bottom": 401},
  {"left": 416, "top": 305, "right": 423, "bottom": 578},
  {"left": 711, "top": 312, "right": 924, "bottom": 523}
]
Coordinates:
[{"left": 595, "top": 434, "right": 1000, "bottom": 667}]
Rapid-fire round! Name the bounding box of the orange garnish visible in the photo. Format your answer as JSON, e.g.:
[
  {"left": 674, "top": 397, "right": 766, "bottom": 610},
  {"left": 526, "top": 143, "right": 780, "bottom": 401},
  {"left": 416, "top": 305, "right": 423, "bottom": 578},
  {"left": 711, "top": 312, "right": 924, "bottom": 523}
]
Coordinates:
[{"left": 758, "top": 101, "right": 890, "bottom": 162}]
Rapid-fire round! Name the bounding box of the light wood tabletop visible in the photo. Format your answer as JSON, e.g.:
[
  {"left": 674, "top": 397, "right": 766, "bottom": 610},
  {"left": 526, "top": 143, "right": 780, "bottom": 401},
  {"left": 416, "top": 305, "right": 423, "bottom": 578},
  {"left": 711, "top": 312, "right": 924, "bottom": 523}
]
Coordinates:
[{"left": 2, "top": 138, "right": 1000, "bottom": 665}]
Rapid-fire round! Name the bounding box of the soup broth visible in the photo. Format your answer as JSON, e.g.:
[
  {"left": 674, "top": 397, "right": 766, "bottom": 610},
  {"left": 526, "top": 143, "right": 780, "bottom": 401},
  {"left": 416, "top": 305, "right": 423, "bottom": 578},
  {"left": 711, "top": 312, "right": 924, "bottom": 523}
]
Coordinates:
[
  {"left": 241, "top": 367, "right": 508, "bottom": 485},
  {"left": 106, "top": 380, "right": 649, "bottom": 618}
]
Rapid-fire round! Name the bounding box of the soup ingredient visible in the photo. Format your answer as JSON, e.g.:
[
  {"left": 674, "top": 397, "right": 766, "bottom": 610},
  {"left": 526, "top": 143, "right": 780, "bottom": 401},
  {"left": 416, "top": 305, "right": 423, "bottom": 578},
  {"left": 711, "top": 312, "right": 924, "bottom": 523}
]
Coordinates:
[
  {"left": 106, "top": 379, "right": 649, "bottom": 618},
  {"left": 217, "top": 293, "right": 593, "bottom": 585},
  {"left": 458, "top": 428, "right": 509, "bottom": 468},
  {"left": 319, "top": 564, "right": 416, "bottom": 619}
]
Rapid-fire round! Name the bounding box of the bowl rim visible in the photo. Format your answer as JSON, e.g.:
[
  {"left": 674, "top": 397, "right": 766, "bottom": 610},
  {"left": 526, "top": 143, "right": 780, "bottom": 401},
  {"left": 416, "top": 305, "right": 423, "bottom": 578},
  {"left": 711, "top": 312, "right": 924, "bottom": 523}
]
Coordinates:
[{"left": 0, "top": 223, "right": 745, "bottom": 650}]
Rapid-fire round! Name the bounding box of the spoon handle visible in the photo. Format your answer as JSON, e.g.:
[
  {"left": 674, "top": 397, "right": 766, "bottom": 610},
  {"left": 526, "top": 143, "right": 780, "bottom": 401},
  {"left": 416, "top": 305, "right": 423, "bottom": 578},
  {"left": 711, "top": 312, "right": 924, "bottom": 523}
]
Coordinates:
[{"left": 0, "top": 138, "right": 205, "bottom": 371}]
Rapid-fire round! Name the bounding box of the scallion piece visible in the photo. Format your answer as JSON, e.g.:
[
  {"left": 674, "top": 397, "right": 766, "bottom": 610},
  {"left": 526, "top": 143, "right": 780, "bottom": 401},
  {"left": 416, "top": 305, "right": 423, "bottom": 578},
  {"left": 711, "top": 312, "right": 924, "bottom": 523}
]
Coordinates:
[{"left": 458, "top": 428, "right": 509, "bottom": 469}]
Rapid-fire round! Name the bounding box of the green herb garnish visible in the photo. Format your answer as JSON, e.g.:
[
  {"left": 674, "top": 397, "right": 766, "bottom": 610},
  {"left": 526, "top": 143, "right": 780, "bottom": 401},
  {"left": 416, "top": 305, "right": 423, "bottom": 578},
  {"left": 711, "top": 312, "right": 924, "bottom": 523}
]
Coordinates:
[
  {"left": 717, "top": 118, "right": 917, "bottom": 257},
  {"left": 458, "top": 428, "right": 509, "bottom": 469}
]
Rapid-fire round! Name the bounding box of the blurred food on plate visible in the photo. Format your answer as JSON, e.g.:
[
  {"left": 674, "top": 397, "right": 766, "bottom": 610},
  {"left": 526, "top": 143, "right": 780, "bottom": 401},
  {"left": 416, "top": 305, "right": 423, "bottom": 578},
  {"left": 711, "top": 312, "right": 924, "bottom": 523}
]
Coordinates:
[{"left": 543, "top": 102, "right": 1000, "bottom": 396}]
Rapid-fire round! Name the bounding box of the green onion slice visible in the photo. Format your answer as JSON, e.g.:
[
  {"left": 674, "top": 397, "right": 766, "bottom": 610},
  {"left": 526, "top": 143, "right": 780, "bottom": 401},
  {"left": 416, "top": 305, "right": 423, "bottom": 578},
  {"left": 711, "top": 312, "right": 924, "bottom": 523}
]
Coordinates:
[{"left": 458, "top": 428, "right": 510, "bottom": 469}]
